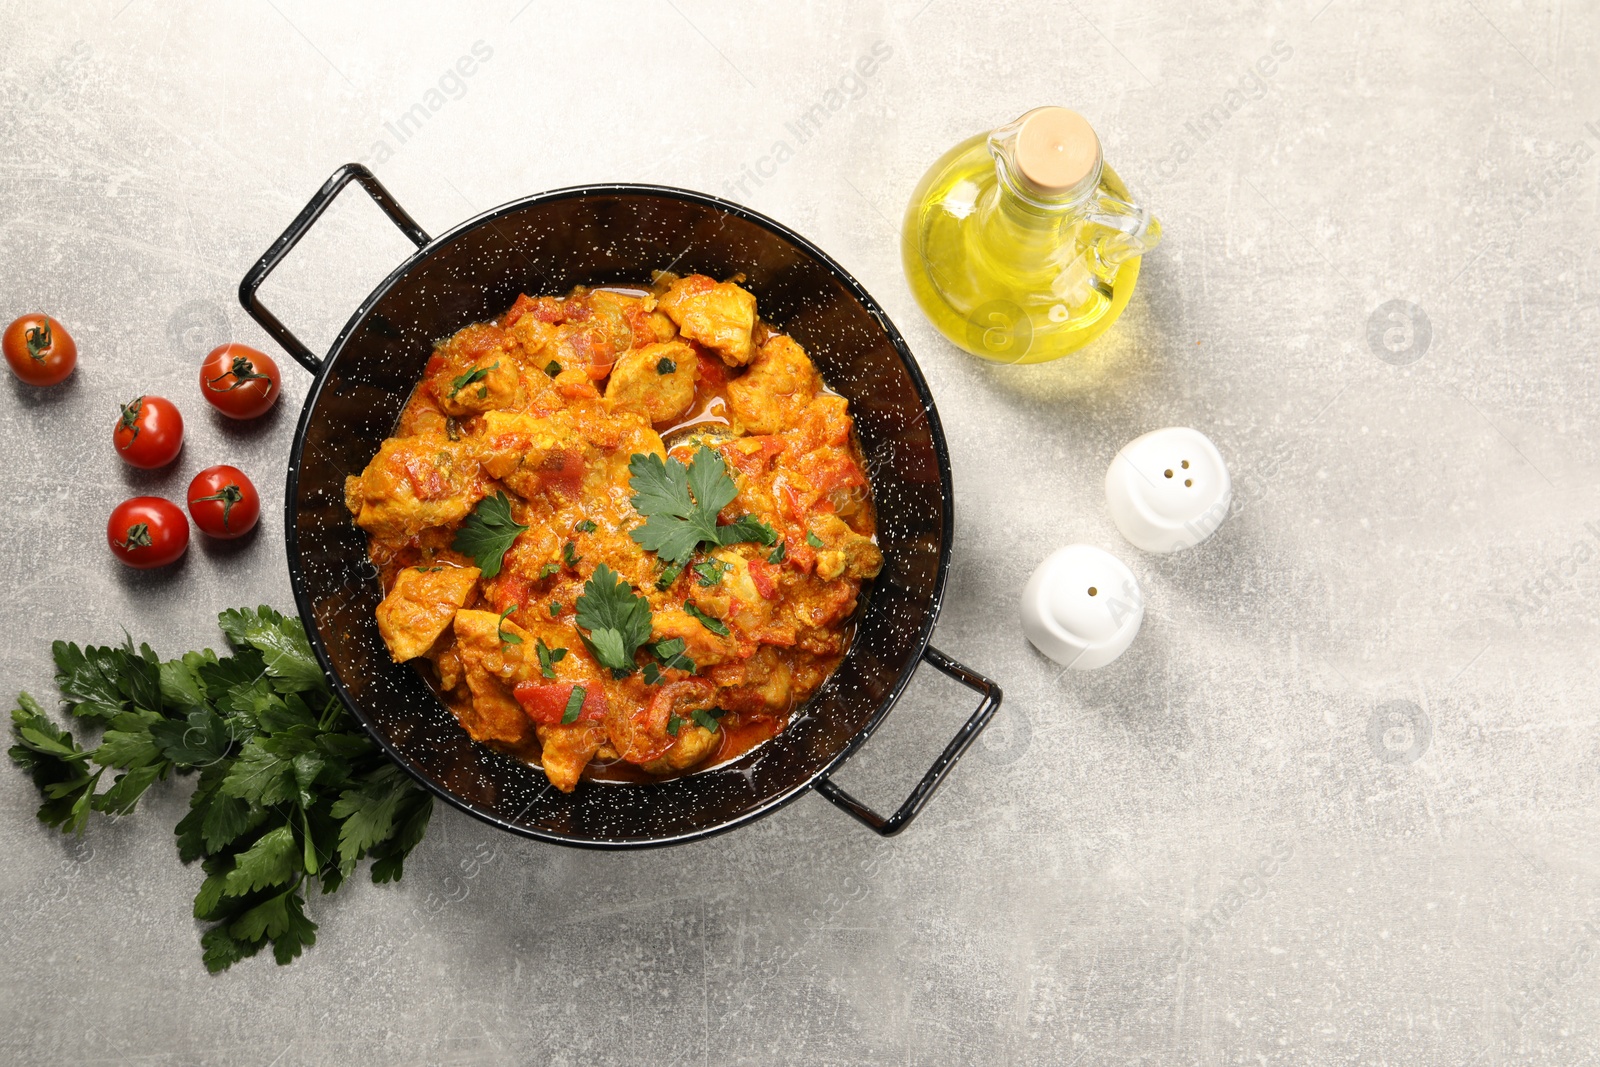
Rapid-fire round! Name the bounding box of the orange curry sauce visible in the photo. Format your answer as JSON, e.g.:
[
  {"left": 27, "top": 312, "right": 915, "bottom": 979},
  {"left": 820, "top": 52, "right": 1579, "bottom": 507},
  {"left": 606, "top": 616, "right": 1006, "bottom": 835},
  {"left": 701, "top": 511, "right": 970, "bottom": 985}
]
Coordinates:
[{"left": 344, "top": 274, "right": 883, "bottom": 792}]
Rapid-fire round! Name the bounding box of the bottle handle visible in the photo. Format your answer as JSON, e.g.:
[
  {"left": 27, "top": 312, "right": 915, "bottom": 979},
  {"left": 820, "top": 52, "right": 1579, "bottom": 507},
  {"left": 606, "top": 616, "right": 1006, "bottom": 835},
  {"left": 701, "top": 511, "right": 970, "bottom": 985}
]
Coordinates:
[
  {"left": 1049, "top": 191, "right": 1163, "bottom": 311},
  {"left": 1084, "top": 190, "right": 1163, "bottom": 269}
]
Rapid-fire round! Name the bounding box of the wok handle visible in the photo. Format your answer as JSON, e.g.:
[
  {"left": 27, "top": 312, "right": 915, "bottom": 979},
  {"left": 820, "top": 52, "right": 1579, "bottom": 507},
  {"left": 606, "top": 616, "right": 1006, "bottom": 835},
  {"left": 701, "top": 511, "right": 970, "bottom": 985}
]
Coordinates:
[
  {"left": 237, "top": 163, "right": 430, "bottom": 374},
  {"left": 813, "top": 645, "right": 1002, "bottom": 837}
]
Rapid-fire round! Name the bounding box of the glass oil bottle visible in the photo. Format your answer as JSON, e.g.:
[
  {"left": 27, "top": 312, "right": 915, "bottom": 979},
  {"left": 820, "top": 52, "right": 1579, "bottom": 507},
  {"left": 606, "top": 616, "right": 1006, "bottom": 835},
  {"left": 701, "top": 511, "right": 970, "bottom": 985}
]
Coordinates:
[{"left": 902, "top": 107, "right": 1162, "bottom": 364}]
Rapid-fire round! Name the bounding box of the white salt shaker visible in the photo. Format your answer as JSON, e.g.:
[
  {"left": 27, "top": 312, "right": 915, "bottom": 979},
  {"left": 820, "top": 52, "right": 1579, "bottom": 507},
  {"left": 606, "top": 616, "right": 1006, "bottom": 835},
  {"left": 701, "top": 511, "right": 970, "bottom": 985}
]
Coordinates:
[
  {"left": 1105, "top": 427, "right": 1230, "bottom": 554},
  {"left": 1020, "top": 544, "right": 1144, "bottom": 669}
]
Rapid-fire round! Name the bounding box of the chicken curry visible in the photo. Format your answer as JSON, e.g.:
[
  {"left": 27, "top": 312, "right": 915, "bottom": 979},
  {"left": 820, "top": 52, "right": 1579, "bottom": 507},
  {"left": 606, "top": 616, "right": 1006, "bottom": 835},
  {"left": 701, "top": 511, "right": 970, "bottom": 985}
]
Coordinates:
[{"left": 344, "top": 273, "right": 883, "bottom": 792}]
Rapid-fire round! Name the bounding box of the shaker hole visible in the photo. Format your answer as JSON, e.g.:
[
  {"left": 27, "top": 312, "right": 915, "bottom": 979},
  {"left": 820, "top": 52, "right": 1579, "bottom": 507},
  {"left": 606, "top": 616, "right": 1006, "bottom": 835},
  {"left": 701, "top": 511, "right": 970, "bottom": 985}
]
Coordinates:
[
  {"left": 1164, "top": 469, "right": 1173, "bottom": 478},
  {"left": 1185, "top": 479, "right": 1193, "bottom": 487},
  {"left": 1087, "top": 587, "right": 1098, "bottom": 596},
  {"left": 1181, "top": 460, "right": 1190, "bottom": 469}
]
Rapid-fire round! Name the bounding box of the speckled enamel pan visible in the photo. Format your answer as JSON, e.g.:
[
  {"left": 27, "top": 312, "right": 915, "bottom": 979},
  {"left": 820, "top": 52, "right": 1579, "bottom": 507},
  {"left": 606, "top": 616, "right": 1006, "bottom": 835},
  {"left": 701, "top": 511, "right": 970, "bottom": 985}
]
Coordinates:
[{"left": 239, "top": 164, "right": 1001, "bottom": 848}]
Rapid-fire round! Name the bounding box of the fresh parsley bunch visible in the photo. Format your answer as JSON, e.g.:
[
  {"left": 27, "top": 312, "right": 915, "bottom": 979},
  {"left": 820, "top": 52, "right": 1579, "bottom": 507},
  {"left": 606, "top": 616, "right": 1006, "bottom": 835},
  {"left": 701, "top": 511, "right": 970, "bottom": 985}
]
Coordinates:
[{"left": 7, "top": 607, "right": 433, "bottom": 972}]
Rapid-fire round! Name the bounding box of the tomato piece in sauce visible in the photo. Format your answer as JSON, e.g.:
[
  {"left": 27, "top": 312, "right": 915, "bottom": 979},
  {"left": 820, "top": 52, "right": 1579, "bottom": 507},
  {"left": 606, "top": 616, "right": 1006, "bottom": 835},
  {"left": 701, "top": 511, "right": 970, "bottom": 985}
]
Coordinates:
[
  {"left": 513, "top": 681, "right": 608, "bottom": 726},
  {"left": 747, "top": 558, "right": 779, "bottom": 599},
  {"left": 502, "top": 294, "right": 537, "bottom": 327},
  {"left": 722, "top": 435, "right": 785, "bottom": 477},
  {"left": 403, "top": 456, "right": 450, "bottom": 500},
  {"left": 695, "top": 350, "right": 728, "bottom": 389},
  {"left": 809, "top": 458, "right": 867, "bottom": 514}
]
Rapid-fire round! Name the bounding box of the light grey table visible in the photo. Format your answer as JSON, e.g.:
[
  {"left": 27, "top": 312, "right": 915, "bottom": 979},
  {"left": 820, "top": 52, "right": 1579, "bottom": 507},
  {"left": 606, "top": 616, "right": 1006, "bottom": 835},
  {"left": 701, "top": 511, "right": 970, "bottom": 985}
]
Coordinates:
[{"left": 3, "top": 1, "right": 1596, "bottom": 1064}]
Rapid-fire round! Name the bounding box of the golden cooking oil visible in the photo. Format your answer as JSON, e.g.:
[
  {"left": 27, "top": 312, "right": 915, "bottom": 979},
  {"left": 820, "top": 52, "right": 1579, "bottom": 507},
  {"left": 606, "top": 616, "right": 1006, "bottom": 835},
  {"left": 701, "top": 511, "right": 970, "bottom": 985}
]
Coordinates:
[{"left": 902, "top": 108, "right": 1162, "bottom": 365}]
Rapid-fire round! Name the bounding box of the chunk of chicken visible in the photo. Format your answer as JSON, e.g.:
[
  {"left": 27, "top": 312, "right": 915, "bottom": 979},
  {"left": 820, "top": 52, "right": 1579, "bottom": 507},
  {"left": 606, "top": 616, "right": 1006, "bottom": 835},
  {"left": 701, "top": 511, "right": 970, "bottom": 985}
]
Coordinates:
[
  {"left": 810, "top": 512, "right": 884, "bottom": 581},
  {"left": 451, "top": 609, "right": 535, "bottom": 746},
  {"left": 376, "top": 564, "right": 481, "bottom": 661},
  {"left": 428, "top": 323, "right": 520, "bottom": 416},
  {"left": 604, "top": 340, "right": 697, "bottom": 424},
  {"left": 727, "top": 335, "right": 820, "bottom": 435},
  {"left": 687, "top": 548, "right": 777, "bottom": 637},
  {"left": 345, "top": 435, "right": 486, "bottom": 539},
  {"left": 535, "top": 721, "right": 607, "bottom": 792},
  {"left": 435, "top": 354, "right": 518, "bottom": 416},
  {"left": 606, "top": 679, "right": 716, "bottom": 766},
  {"left": 658, "top": 275, "right": 757, "bottom": 366},
  {"left": 395, "top": 385, "right": 449, "bottom": 438},
  {"left": 650, "top": 607, "right": 750, "bottom": 668},
  {"left": 475, "top": 410, "right": 593, "bottom": 503},
  {"left": 503, "top": 311, "right": 557, "bottom": 364},
  {"left": 589, "top": 289, "right": 655, "bottom": 357},
  {"left": 706, "top": 645, "right": 793, "bottom": 716},
  {"left": 640, "top": 723, "right": 720, "bottom": 775}
]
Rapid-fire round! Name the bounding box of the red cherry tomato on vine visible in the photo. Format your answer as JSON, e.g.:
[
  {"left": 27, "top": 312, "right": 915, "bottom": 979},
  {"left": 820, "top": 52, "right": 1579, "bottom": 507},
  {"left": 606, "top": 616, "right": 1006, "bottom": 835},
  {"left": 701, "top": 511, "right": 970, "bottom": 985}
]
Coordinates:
[
  {"left": 200, "top": 343, "right": 280, "bottom": 419},
  {"left": 112, "top": 395, "right": 184, "bottom": 469},
  {"left": 107, "top": 497, "right": 189, "bottom": 569},
  {"left": 186, "top": 465, "right": 260, "bottom": 539},
  {"left": 3, "top": 314, "right": 77, "bottom": 386}
]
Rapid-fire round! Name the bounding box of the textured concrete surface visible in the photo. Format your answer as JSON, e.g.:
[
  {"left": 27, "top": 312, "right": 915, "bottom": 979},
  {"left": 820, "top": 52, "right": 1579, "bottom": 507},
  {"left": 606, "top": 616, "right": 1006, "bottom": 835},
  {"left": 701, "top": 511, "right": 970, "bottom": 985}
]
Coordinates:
[{"left": 2, "top": 1, "right": 1598, "bottom": 1064}]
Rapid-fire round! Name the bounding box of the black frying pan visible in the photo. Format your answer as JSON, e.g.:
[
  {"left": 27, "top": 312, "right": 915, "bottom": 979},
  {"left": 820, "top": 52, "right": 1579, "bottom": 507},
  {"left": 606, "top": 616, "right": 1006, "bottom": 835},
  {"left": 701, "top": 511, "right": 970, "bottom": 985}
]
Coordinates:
[{"left": 239, "top": 164, "right": 1000, "bottom": 848}]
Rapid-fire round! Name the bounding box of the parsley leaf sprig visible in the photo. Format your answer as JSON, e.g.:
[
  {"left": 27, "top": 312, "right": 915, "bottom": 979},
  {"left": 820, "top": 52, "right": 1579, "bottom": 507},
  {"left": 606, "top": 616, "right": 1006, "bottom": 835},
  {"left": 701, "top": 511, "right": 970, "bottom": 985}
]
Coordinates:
[
  {"left": 641, "top": 637, "right": 696, "bottom": 685},
  {"left": 535, "top": 638, "right": 568, "bottom": 679},
  {"left": 666, "top": 706, "right": 728, "bottom": 736},
  {"left": 495, "top": 606, "right": 522, "bottom": 646},
  {"left": 7, "top": 607, "right": 433, "bottom": 973},
  {"left": 561, "top": 686, "right": 587, "bottom": 725},
  {"left": 683, "top": 602, "right": 731, "bottom": 637},
  {"left": 692, "top": 559, "right": 729, "bottom": 587},
  {"left": 573, "top": 564, "right": 653, "bottom": 676},
  {"left": 447, "top": 361, "right": 498, "bottom": 400},
  {"left": 692, "top": 707, "right": 729, "bottom": 734},
  {"left": 627, "top": 446, "right": 776, "bottom": 564},
  {"left": 451, "top": 491, "right": 527, "bottom": 579}
]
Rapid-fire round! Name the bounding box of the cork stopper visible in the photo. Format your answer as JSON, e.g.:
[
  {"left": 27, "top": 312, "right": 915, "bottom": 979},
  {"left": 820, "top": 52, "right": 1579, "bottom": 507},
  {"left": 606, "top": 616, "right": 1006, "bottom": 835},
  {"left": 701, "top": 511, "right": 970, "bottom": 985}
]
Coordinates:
[{"left": 1013, "top": 107, "right": 1101, "bottom": 195}]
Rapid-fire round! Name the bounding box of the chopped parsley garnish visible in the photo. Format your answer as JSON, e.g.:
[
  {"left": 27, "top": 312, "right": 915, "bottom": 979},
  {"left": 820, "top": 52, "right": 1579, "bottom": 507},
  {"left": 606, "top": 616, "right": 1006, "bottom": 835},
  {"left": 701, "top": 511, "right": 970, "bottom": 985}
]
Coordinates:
[
  {"left": 549, "top": 601, "right": 562, "bottom": 616},
  {"left": 445, "top": 416, "right": 461, "bottom": 441},
  {"left": 768, "top": 542, "right": 787, "bottom": 564},
  {"left": 574, "top": 519, "right": 597, "bottom": 534},
  {"left": 643, "top": 633, "right": 697, "bottom": 685},
  {"left": 494, "top": 605, "right": 522, "bottom": 646},
  {"left": 692, "top": 560, "right": 729, "bottom": 587},
  {"left": 651, "top": 637, "right": 694, "bottom": 674},
  {"left": 657, "top": 561, "right": 683, "bottom": 590},
  {"left": 666, "top": 712, "right": 684, "bottom": 736},
  {"left": 561, "top": 686, "right": 586, "bottom": 725},
  {"left": 691, "top": 707, "right": 728, "bottom": 734},
  {"left": 656, "top": 356, "right": 676, "bottom": 375},
  {"left": 805, "top": 530, "right": 824, "bottom": 548},
  {"left": 535, "top": 638, "right": 567, "bottom": 679},
  {"left": 683, "top": 602, "right": 729, "bottom": 637},
  {"left": 537, "top": 562, "right": 560, "bottom": 580},
  {"left": 448, "top": 361, "right": 498, "bottom": 400},
  {"left": 450, "top": 491, "right": 527, "bottom": 579},
  {"left": 573, "top": 564, "right": 653, "bottom": 675},
  {"left": 544, "top": 360, "right": 561, "bottom": 377},
  {"left": 627, "top": 446, "right": 776, "bottom": 564},
  {"left": 562, "top": 541, "right": 581, "bottom": 568}
]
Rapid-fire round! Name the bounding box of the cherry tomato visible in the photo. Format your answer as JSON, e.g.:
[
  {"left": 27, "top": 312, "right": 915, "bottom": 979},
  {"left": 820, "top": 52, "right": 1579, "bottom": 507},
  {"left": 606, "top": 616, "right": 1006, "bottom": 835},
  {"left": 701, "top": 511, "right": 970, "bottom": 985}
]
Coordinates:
[
  {"left": 107, "top": 497, "right": 189, "bottom": 569},
  {"left": 200, "top": 343, "right": 280, "bottom": 419},
  {"left": 3, "top": 314, "right": 77, "bottom": 386},
  {"left": 186, "top": 465, "right": 260, "bottom": 539},
  {"left": 112, "top": 395, "right": 184, "bottom": 469}
]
